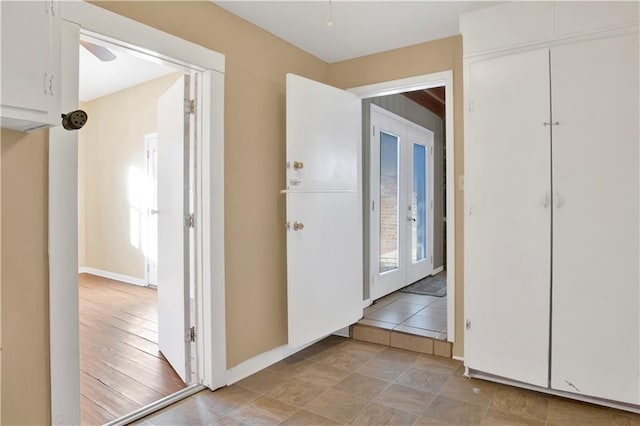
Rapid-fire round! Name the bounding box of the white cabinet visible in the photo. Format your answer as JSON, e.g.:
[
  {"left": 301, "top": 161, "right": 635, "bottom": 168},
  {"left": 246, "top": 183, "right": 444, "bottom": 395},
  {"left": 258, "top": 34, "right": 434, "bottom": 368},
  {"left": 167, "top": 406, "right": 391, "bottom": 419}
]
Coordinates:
[
  {"left": 463, "top": 1, "right": 639, "bottom": 408},
  {"left": 1, "top": 1, "right": 61, "bottom": 132}
]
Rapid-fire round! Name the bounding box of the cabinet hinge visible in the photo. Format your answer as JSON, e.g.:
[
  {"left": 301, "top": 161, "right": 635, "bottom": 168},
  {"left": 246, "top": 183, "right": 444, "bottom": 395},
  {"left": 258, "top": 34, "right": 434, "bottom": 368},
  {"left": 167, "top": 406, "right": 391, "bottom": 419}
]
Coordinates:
[
  {"left": 187, "top": 99, "right": 196, "bottom": 115},
  {"left": 466, "top": 319, "right": 472, "bottom": 330},
  {"left": 189, "top": 326, "right": 196, "bottom": 342},
  {"left": 186, "top": 213, "right": 195, "bottom": 228}
]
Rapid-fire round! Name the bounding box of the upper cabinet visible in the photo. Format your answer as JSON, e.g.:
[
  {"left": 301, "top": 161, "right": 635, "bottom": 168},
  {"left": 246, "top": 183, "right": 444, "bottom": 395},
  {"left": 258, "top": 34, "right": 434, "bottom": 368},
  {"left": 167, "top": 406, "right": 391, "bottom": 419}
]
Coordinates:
[
  {"left": 460, "top": 1, "right": 639, "bottom": 57},
  {"left": 1, "top": 1, "right": 61, "bottom": 132}
]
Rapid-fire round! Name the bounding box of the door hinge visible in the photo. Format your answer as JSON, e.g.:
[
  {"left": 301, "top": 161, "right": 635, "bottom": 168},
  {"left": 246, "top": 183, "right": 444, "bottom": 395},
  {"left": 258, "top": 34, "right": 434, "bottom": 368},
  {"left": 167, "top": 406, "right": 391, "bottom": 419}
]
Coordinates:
[
  {"left": 189, "top": 326, "right": 196, "bottom": 342},
  {"left": 431, "top": 146, "right": 434, "bottom": 155},
  {"left": 467, "top": 101, "right": 475, "bottom": 113},
  {"left": 466, "top": 319, "right": 472, "bottom": 330},
  {"left": 430, "top": 255, "right": 433, "bottom": 264},
  {"left": 372, "top": 125, "right": 375, "bottom": 136},
  {"left": 186, "top": 213, "right": 195, "bottom": 228},
  {"left": 187, "top": 99, "right": 196, "bottom": 115},
  {"left": 372, "top": 200, "right": 375, "bottom": 211}
]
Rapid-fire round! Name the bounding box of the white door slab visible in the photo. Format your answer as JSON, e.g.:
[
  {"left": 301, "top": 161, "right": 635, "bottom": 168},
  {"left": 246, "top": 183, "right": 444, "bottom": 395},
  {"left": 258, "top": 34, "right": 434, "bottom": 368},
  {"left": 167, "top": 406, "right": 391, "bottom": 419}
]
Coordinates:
[
  {"left": 405, "top": 125, "right": 434, "bottom": 284},
  {"left": 157, "top": 75, "right": 191, "bottom": 382},
  {"left": 465, "top": 48, "right": 551, "bottom": 387},
  {"left": 550, "top": 33, "right": 639, "bottom": 404},
  {"left": 285, "top": 74, "right": 362, "bottom": 348}
]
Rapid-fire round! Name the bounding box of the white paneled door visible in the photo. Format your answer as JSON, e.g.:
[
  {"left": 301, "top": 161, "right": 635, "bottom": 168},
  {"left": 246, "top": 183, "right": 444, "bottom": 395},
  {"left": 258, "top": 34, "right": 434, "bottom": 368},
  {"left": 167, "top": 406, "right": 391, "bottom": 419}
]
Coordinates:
[
  {"left": 550, "top": 33, "right": 640, "bottom": 404},
  {"left": 157, "top": 75, "right": 191, "bottom": 382},
  {"left": 286, "top": 74, "right": 363, "bottom": 348},
  {"left": 465, "top": 48, "right": 552, "bottom": 387},
  {"left": 370, "top": 106, "right": 434, "bottom": 300}
]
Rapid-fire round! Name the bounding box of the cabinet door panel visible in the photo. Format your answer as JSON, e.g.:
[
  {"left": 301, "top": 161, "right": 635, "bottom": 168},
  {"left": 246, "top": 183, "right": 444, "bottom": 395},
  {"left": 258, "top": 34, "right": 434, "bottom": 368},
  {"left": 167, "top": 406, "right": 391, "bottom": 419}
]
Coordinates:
[
  {"left": 465, "top": 48, "right": 551, "bottom": 387},
  {"left": 551, "top": 34, "right": 639, "bottom": 404},
  {"left": 1, "top": 1, "right": 50, "bottom": 113}
]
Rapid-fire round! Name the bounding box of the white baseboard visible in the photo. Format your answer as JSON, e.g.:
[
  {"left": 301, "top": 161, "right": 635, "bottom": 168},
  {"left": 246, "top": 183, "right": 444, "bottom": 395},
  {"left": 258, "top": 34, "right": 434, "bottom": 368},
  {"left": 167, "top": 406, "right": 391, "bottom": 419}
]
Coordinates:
[
  {"left": 453, "top": 355, "right": 464, "bottom": 362},
  {"left": 226, "top": 344, "right": 299, "bottom": 385},
  {"left": 79, "top": 267, "right": 147, "bottom": 287},
  {"left": 226, "top": 335, "right": 333, "bottom": 385},
  {"left": 432, "top": 266, "right": 444, "bottom": 275}
]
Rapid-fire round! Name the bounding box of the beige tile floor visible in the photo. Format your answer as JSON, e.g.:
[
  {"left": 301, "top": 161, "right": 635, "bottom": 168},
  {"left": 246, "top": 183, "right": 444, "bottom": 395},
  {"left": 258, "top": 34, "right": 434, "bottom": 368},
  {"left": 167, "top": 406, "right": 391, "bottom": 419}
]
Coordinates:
[
  {"left": 360, "top": 289, "right": 448, "bottom": 340},
  {"left": 136, "top": 336, "right": 640, "bottom": 425}
]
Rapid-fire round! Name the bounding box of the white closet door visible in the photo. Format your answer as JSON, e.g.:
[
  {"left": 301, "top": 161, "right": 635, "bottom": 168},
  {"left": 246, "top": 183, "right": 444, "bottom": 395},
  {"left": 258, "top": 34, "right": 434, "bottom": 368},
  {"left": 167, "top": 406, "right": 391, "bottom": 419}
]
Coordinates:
[
  {"left": 551, "top": 33, "right": 639, "bottom": 404},
  {"left": 465, "top": 48, "right": 551, "bottom": 387}
]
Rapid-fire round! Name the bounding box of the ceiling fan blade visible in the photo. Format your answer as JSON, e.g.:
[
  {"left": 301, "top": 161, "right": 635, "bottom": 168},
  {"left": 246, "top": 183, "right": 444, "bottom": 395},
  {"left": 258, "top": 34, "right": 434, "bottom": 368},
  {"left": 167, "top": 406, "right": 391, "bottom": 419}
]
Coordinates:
[{"left": 80, "top": 40, "right": 117, "bottom": 62}]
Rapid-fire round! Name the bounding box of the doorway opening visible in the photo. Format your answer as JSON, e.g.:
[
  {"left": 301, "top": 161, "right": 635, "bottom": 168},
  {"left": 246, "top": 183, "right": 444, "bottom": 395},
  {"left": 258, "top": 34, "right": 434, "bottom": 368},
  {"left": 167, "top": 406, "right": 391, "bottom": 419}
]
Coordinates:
[
  {"left": 350, "top": 74, "right": 454, "bottom": 346},
  {"left": 77, "top": 33, "right": 198, "bottom": 424}
]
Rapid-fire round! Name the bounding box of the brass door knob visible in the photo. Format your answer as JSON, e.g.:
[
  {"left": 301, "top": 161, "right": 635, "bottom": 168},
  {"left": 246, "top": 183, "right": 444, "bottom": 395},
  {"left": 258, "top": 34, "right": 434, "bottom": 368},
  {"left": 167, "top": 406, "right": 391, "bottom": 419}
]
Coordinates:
[
  {"left": 293, "top": 161, "right": 304, "bottom": 170},
  {"left": 293, "top": 221, "right": 304, "bottom": 231}
]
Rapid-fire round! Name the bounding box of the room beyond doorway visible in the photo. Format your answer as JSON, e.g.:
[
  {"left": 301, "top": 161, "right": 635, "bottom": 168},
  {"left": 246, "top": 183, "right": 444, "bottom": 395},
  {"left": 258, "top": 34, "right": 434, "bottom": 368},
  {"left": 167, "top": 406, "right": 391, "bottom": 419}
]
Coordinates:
[{"left": 78, "top": 274, "right": 187, "bottom": 424}]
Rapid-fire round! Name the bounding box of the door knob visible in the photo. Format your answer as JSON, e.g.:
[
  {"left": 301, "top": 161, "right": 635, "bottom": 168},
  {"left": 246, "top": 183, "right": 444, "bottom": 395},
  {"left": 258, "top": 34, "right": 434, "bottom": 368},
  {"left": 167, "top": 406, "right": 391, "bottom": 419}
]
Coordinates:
[
  {"left": 150, "top": 209, "right": 159, "bottom": 215},
  {"left": 293, "top": 161, "right": 304, "bottom": 170},
  {"left": 293, "top": 221, "right": 304, "bottom": 231}
]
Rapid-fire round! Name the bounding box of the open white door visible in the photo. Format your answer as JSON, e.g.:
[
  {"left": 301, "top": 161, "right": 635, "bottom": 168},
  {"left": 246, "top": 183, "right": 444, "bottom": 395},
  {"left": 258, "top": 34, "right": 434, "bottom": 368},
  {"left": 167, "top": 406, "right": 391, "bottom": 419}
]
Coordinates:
[
  {"left": 157, "top": 75, "right": 191, "bottom": 382},
  {"left": 286, "top": 74, "right": 363, "bottom": 348}
]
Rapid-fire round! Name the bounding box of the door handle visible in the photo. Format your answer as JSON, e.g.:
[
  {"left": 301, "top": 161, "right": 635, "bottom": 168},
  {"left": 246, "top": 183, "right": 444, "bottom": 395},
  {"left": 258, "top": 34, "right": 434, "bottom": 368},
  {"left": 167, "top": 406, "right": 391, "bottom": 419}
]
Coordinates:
[
  {"left": 407, "top": 217, "right": 415, "bottom": 222},
  {"left": 293, "top": 221, "right": 304, "bottom": 231},
  {"left": 554, "top": 192, "right": 564, "bottom": 208},
  {"left": 150, "top": 209, "right": 159, "bottom": 215}
]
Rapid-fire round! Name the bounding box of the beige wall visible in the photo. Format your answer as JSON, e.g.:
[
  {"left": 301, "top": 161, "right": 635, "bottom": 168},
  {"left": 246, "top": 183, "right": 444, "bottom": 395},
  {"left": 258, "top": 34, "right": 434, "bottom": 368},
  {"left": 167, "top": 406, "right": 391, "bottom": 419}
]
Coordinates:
[
  {"left": 1, "top": 128, "right": 51, "bottom": 425},
  {"left": 328, "top": 36, "right": 465, "bottom": 357},
  {"left": 78, "top": 72, "right": 183, "bottom": 279}
]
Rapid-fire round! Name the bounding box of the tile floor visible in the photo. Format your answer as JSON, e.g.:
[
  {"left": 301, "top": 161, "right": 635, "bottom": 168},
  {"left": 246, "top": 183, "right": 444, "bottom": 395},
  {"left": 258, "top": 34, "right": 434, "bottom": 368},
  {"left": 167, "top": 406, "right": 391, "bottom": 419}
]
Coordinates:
[
  {"left": 136, "top": 336, "right": 640, "bottom": 425},
  {"left": 360, "top": 289, "right": 448, "bottom": 340}
]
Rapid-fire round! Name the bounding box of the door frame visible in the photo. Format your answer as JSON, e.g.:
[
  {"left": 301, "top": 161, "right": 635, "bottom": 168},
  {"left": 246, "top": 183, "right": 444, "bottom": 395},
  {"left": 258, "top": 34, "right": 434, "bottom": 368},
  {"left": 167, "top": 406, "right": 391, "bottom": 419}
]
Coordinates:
[
  {"left": 349, "top": 71, "right": 456, "bottom": 343},
  {"left": 369, "top": 104, "right": 436, "bottom": 299},
  {"left": 49, "top": 3, "right": 226, "bottom": 424},
  {"left": 144, "top": 132, "right": 158, "bottom": 287}
]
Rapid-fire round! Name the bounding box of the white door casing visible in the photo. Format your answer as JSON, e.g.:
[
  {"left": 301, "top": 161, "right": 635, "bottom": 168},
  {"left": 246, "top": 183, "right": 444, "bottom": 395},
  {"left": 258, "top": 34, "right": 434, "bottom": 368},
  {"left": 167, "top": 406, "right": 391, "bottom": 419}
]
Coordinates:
[
  {"left": 157, "top": 75, "right": 191, "bottom": 382},
  {"left": 550, "top": 33, "right": 640, "bottom": 404},
  {"left": 465, "top": 48, "right": 551, "bottom": 387},
  {"left": 145, "top": 133, "right": 159, "bottom": 287},
  {"left": 285, "top": 74, "right": 363, "bottom": 348},
  {"left": 370, "top": 105, "right": 435, "bottom": 300}
]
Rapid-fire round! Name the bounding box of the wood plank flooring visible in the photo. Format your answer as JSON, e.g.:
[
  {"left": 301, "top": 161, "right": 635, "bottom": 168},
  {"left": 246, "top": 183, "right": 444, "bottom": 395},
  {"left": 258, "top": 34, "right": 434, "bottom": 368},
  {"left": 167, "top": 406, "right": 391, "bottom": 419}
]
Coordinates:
[{"left": 80, "top": 273, "right": 186, "bottom": 425}]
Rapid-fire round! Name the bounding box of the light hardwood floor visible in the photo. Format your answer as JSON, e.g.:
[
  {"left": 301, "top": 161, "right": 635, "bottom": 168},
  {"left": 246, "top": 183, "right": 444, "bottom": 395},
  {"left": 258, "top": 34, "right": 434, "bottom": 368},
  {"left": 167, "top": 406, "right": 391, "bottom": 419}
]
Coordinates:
[{"left": 79, "top": 273, "right": 186, "bottom": 425}]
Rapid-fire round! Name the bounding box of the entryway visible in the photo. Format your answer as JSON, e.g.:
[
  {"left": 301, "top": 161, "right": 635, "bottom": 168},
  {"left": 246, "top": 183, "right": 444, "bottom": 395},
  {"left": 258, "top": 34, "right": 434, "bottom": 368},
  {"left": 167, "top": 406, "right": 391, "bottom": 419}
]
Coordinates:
[
  {"left": 76, "top": 33, "right": 198, "bottom": 423},
  {"left": 358, "top": 82, "right": 450, "bottom": 346}
]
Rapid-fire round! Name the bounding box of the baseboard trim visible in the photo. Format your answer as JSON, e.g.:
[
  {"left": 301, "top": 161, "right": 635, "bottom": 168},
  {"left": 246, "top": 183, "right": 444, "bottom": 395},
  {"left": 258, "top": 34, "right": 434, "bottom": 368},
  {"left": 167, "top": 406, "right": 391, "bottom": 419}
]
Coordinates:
[
  {"left": 79, "top": 267, "right": 147, "bottom": 287},
  {"left": 453, "top": 355, "right": 464, "bottom": 362},
  {"left": 226, "top": 335, "right": 332, "bottom": 385},
  {"left": 432, "top": 266, "right": 444, "bottom": 275}
]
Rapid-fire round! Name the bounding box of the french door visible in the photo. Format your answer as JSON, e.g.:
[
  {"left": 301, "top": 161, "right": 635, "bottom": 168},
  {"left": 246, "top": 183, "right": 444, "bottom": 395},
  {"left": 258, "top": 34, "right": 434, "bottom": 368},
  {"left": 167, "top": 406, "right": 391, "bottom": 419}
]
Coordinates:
[{"left": 370, "top": 105, "right": 434, "bottom": 301}]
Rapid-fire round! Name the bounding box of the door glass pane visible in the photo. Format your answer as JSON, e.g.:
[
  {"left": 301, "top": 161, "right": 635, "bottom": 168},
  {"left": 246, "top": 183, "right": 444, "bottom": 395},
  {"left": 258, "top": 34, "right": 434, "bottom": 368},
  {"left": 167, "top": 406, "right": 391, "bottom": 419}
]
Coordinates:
[
  {"left": 379, "top": 131, "right": 399, "bottom": 273},
  {"left": 412, "top": 143, "right": 427, "bottom": 263}
]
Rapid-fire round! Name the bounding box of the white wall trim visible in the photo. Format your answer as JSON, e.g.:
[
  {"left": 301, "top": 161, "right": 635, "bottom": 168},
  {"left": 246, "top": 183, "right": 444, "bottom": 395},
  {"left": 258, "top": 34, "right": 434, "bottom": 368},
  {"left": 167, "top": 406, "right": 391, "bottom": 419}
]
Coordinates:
[
  {"left": 51, "top": 3, "right": 227, "bottom": 424},
  {"left": 226, "top": 337, "right": 328, "bottom": 385},
  {"left": 78, "top": 267, "right": 147, "bottom": 287},
  {"left": 348, "top": 70, "right": 456, "bottom": 344}
]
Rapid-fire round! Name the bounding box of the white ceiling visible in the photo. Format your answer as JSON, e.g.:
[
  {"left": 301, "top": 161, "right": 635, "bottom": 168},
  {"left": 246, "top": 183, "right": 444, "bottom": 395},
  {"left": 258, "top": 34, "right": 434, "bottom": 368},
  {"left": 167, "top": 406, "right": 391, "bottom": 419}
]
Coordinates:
[
  {"left": 79, "top": 41, "right": 180, "bottom": 102},
  {"left": 213, "top": 1, "right": 499, "bottom": 63}
]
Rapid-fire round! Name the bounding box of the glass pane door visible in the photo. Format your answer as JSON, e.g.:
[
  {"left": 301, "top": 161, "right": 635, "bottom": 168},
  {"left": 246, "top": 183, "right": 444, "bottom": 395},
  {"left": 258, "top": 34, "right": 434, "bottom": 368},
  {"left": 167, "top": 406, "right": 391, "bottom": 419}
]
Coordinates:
[
  {"left": 379, "top": 131, "right": 400, "bottom": 273},
  {"left": 412, "top": 143, "right": 427, "bottom": 263}
]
